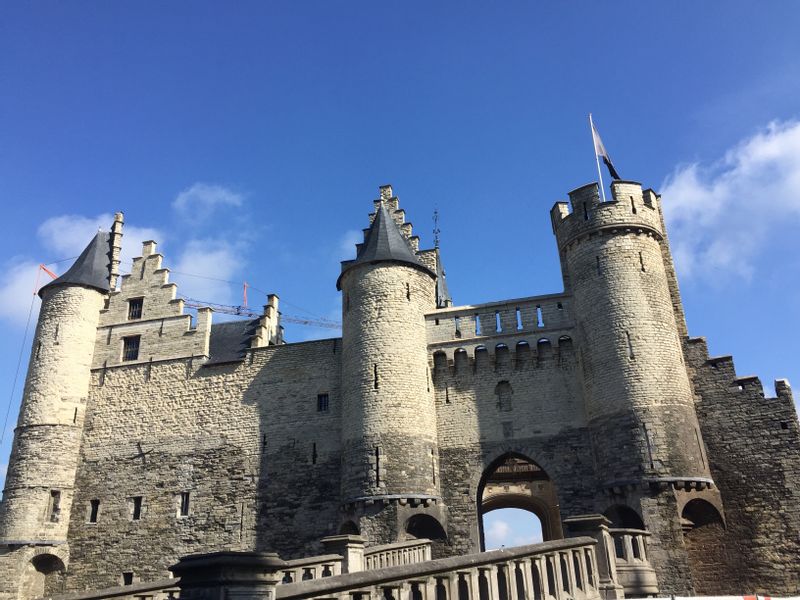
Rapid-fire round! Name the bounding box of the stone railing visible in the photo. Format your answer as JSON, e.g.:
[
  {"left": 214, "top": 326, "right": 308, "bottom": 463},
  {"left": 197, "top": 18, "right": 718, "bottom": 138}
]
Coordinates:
[
  {"left": 275, "top": 537, "right": 600, "bottom": 600},
  {"left": 608, "top": 528, "right": 658, "bottom": 597},
  {"left": 279, "top": 554, "right": 344, "bottom": 585},
  {"left": 43, "top": 578, "right": 180, "bottom": 600},
  {"left": 168, "top": 537, "right": 605, "bottom": 600},
  {"left": 364, "top": 539, "right": 432, "bottom": 570}
]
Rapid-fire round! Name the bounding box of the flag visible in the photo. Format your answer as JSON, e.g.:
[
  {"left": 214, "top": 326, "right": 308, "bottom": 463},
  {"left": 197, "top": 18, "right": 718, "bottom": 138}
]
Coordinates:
[{"left": 591, "top": 119, "right": 621, "bottom": 180}]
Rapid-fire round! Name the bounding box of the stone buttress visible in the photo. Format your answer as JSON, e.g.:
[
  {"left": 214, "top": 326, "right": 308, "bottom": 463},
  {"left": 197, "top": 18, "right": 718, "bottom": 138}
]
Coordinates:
[
  {"left": 337, "top": 186, "right": 445, "bottom": 545},
  {"left": 0, "top": 215, "right": 123, "bottom": 600}
]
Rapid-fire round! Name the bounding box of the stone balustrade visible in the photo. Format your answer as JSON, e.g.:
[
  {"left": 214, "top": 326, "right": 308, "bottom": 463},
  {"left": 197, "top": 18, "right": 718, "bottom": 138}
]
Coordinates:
[
  {"left": 364, "top": 539, "right": 432, "bottom": 570},
  {"left": 608, "top": 529, "right": 658, "bottom": 597},
  {"left": 280, "top": 554, "right": 344, "bottom": 584},
  {"left": 275, "top": 537, "right": 602, "bottom": 600}
]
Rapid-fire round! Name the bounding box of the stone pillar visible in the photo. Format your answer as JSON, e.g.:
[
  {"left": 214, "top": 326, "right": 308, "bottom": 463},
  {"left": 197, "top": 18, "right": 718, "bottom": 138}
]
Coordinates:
[
  {"left": 321, "top": 534, "right": 366, "bottom": 573},
  {"left": 170, "top": 551, "right": 286, "bottom": 600},
  {"left": 563, "top": 515, "right": 624, "bottom": 600}
]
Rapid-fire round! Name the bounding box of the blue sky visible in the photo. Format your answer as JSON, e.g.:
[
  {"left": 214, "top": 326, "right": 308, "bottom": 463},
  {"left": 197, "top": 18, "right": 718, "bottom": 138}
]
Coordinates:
[{"left": 2, "top": 2, "right": 800, "bottom": 548}]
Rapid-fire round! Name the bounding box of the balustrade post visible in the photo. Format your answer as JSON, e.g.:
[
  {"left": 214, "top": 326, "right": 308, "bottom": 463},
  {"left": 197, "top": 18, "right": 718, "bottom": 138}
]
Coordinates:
[
  {"left": 562, "top": 516, "right": 623, "bottom": 600},
  {"left": 170, "top": 551, "right": 286, "bottom": 600},
  {"left": 520, "top": 560, "right": 534, "bottom": 600},
  {"left": 488, "top": 565, "right": 502, "bottom": 600},
  {"left": 322, "top": 534, "right": 367, "bottom": 573}
]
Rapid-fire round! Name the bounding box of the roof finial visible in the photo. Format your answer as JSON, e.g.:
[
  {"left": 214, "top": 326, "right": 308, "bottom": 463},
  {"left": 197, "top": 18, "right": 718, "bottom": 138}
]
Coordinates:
[
  {"left": 379, "top": 184, "right": 393, "bottom": 201},
  {"left": 433, "top": 209, "right": 440, "bottom": 249}
]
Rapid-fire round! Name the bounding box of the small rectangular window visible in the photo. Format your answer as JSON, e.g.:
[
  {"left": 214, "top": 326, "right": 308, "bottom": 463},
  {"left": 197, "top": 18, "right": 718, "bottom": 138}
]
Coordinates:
[
  {"left": 130, "top": 496, "right": 143, "bottom": 521},
  {"left": 179, "top": 492, "right": 190, "bottom": 517},
  {"left": 122, "top": 572, "right": 134, "bottom": 586},
  {"left": 317, "top": 393, "right": 330, "bottom": 412},
  {"left": 122, "top": 336, "right": 140, "bottom": 361},
  {"left": 88, "top": 499, "right": 100, "bottom": 523},
  {"left": 127, "top": 297, "right": 144, "bottom": 320},
  {"left": 49, "top": 490, "right": 61, "bottom": 523}
]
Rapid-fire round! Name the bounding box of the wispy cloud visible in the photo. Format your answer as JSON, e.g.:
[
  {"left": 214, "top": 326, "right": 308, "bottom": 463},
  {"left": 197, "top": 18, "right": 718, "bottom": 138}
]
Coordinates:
[
  {"left": 37, "top": 213, "right": 163, "bottom": 271},
  {"left": 172, "top": 183, "right": 244, "bottom": 225},
  {"left": 171, "top": 239, "right": 243, "bottom": 306},
  {"left": 661, "top": 120, "right": 800, "bottom": 283},
  {"left": 0, "top": 260, "right": 42, "bottom": 327},
  {"left": 339, "top": 229, "right": 362, "bottom": 260},
  {"left": 485, "top": 518, "right": 511, "bottom": 549}
]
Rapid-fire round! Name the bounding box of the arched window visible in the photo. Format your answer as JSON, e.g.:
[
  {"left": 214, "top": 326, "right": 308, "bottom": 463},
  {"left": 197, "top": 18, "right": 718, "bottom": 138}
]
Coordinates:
[
  {"left": 406, "top": 514, "right": 447, "bottom": 540},
  {"left": 603, "top": 505, "right": 645, "bottom": 529},
  {"left": 339, "top": 520, "right": 360, "bottom": 535}
]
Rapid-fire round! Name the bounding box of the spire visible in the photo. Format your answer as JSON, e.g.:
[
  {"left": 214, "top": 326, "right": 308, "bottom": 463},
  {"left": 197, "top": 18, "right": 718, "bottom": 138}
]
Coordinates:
[
  {"left": 39, "top": 231, "right": 113, "bottom": 297},
  {"left": 337, "top": 201, "right": 436, "bottom": 290}
]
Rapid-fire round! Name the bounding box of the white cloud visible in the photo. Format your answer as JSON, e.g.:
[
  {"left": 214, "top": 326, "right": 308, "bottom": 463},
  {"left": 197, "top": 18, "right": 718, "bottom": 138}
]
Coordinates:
[
  {"left": 172, "top": 183, "right": 243, "bottom": 224},
  {"left": 0, "top": 260, "right": 42, "bottom": 327},
  {"left": 485, "top": 518, "right": 512, "bottom": 549},
  {"left": 36, "top": 213, "right": 162, "bottom": 274},
  {"left": 0, "top": 462, "right": 7, "bottom": 486},
  {"left": 171, "top": 239, "right": 242, "bottom": 306},
  {"left": 339, "top": 229, "right": 362, "bottom": 260},
  {"left": 661, "top": 120, "right": 800, "bottom": 283}
]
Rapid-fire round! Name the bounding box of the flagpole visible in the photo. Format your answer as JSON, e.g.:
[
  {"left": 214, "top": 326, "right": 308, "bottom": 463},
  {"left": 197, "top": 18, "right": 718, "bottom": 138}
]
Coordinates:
[{"left": 589, "top": 113, "right": 607, "bottom": 202}]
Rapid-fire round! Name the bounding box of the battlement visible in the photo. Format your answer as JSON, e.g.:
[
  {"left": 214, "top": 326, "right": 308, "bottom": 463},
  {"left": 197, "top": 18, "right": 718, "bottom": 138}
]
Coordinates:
[
  {"left": 550, "top": 181, "right": 664, "bottom": 251},
  {"left": 426, "top": 293, "right": 573, "bottom": 346}
]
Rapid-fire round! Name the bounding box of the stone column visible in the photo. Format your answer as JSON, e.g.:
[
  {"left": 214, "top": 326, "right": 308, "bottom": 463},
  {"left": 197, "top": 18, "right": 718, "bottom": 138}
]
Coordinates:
[
  {"left": 170, "top": 551, "right": 286, "bottom": 600},
  {"left": 563, "top": 515, "right": 624, "bottom": 600},
  {"left": 321, "top": 534, "right": 366, "bottom": 573}
]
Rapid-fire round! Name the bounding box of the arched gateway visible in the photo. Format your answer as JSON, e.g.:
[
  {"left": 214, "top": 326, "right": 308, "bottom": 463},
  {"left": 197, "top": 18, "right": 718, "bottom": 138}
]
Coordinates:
[{"left": 477, "top": 453, "right": 563, "bottom": 549}]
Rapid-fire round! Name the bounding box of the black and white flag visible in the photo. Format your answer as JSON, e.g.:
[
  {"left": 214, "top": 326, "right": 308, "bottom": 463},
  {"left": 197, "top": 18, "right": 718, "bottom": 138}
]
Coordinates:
[{"left": 590, "top": 118, "right": 621, "bottom": 180}]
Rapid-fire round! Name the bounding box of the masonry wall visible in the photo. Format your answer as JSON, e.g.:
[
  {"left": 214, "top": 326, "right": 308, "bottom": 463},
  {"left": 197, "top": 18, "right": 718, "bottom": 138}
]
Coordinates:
[
  {"left": 685, "top": 337, "right": 800, "bottom": 594},
  {"left": 64, "top": 338, "right": 343, "bottom": 592},
  {"left": 432, "top": 337, "right": 599, "bottom": 557}
]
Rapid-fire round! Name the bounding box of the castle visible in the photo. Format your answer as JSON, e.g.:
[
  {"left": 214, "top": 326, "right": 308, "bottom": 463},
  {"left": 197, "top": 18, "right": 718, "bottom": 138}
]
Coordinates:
[{"left": 1, "top": 180, "right": 799, "bottom": 600}]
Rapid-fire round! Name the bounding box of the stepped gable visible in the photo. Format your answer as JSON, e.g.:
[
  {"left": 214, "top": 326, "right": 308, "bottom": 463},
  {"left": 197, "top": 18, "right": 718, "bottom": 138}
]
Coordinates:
[
  {"left": 336, "top": 200, "right": 435, "bottom": 290},
  {"left": 206, "top": 318, "right": 261, "bottom": 365},
  {"left": 39, "top": 231, "right": 111, "bottom": 297}
]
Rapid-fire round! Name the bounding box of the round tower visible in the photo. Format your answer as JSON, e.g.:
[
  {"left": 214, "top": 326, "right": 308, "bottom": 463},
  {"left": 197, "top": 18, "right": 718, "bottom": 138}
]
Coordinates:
[
  {"left": 0, "top": 216, "right": 121, "bottom": 551},
  {"left": 337, "top": 187, "right": 442, "bottom": 544},
  {"left": 551, "top": 181, "right": 710, "bottom": 487}
]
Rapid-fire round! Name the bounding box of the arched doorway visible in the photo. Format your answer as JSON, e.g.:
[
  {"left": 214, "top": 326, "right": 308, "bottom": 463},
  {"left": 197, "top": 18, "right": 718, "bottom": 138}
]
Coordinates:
[
  {"left": 20, "top": 554, "right": 66, "bottom": 599},
  {"left": 682, "top": 499, "right": 728, "bottom": 594},
  {"left": 478, "top": 454, "right": 563, "bottom": 550},
  {"left": 406, "top": 514, "right": 448, "bottom": 559}
]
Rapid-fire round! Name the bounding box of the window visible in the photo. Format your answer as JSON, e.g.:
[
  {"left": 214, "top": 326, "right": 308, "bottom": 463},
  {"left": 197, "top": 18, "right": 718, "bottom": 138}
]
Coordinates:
[
  {"left": 88, "top": 499, "right": 100, "bottom": 523},
  {"left": 48, "top": 490, "right": 61, "bottom": 523},
  {"left": 122, "top": 572, "right": 134, "bottom": 586},
  {"left": 128, "top": 297, "right": 144, "bottom": 320},
  {"left": 130, "top": 496, "right": 143, "bottom": 521},
  {"left": 317, "top": 393, "right": 330, "bottom": 412},
  {"left": 122, "top": 335, "right": 140, "bottom": 361},
  {"left": 179, "top": 492, "right": 190, "bottom": 517}
]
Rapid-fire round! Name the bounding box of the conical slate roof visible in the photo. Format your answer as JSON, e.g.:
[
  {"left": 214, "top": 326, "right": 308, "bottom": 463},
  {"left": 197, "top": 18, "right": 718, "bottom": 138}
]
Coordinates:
[
  {"left": 337, "top": 202, "right": 436, "bottom": 290},
  {"left": 39, "top": 231, "right": 112, "bottom": 297}
]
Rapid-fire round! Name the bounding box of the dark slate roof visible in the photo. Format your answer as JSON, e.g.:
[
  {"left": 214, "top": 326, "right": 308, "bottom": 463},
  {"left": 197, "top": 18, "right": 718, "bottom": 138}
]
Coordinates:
[
  {"left": 39, "top": 231, "right": 111, "bottom": 298},
  {"left": 336, "top": 202, "right": 436, "bottom": 290},
  {"left": 205, "top": 318, "right": 260, "bottom": 365},
  {"left": 435, "top": 255, "right": 452, "bottom": 308}
]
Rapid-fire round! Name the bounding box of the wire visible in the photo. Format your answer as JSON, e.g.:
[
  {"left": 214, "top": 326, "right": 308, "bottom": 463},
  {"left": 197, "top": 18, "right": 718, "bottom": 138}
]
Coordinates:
[{"left": 1, "top": 282, "right": 39, "bottom": 447}]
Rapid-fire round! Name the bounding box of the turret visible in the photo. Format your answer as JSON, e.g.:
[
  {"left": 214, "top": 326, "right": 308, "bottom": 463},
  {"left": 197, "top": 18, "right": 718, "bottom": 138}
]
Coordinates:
[
  {"left": 551, "top": 182, "right": 710, "bottom": 487},
  {"left": 0, "top": 215, "right": 122, "bottom": 546},
  {"left": 337, "top": 186, "right": 442, "bottom": 543}
]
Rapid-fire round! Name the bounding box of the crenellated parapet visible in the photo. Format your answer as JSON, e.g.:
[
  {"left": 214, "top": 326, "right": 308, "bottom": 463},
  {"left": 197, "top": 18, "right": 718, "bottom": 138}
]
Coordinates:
[{"left": 550, "top": 181, "right": 664, "bottom": 252}]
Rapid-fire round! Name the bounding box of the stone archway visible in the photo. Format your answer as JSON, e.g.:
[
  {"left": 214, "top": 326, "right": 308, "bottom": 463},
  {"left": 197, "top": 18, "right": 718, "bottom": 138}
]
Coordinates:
[
  {"left": 19, "top": 553, "right": 66, "bottom": 600},
  {"left": 477, "top": 453, "right": 563, "bottom": 550},
  {"left": 682, "top": 499, "right": 728, "bottom": 594}
]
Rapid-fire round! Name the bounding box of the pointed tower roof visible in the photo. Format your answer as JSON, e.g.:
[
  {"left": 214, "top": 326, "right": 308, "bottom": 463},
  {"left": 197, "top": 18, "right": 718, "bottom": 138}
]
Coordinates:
[
  {"left": 337, "top": 201, "right": 436, "bottom": 290},
  {"left": 39, "top": 231, "right": 112, "bottom": 297}
]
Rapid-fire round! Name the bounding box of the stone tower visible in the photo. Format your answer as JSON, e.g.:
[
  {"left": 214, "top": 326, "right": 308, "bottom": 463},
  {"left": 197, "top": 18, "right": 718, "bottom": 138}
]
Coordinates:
[
  {"left": 0, "top": 215, "right": 122, "bottom": 597},
  {"left": 337, "top": 186, "right": 444, "bottom": 544},
  {"left": 551, "top": 181, "right": 715, "bottom": 587}
]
